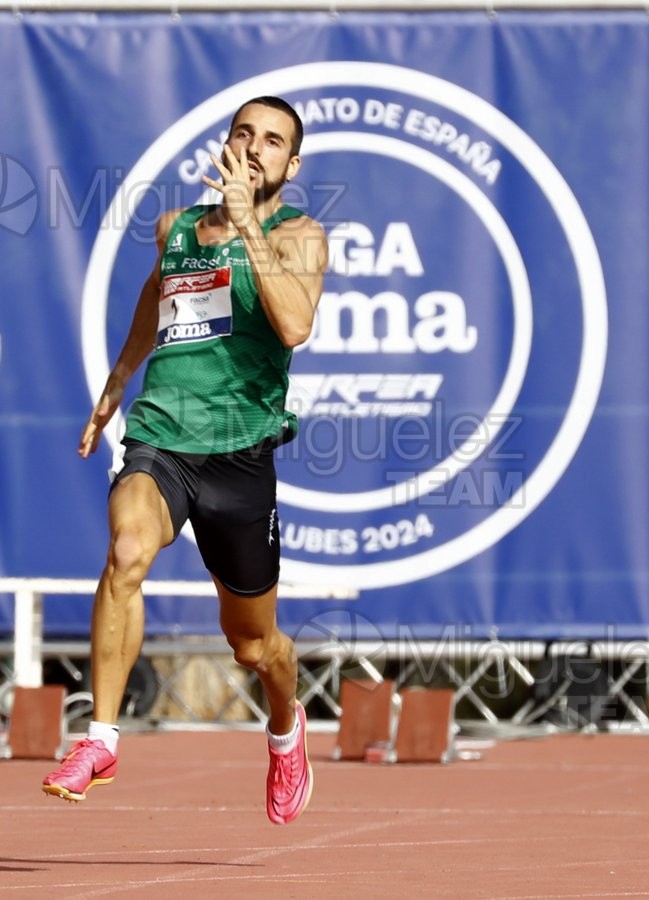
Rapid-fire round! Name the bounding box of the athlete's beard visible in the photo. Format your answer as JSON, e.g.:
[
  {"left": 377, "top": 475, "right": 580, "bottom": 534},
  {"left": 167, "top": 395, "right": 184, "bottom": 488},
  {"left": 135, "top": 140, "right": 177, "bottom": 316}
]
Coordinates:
[{"left": 253, "top": 161, "right": 290, "bottom": 204}]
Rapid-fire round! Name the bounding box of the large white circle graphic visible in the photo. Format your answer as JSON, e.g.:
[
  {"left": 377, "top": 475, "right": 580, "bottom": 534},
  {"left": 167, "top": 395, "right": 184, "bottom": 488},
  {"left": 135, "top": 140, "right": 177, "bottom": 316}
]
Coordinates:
[
  {"left": 81, "top": 62, "right": 607, "bottom": 588},
  {"left": 278, "top": 131, "right": 532, "bottom": 512}
]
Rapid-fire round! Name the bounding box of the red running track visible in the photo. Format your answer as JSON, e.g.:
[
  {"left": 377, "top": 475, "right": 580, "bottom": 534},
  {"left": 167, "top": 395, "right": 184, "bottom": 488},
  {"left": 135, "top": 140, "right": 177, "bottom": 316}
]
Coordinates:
[{"left": 2, "top": 729, "right": 649, "bottom": 898}]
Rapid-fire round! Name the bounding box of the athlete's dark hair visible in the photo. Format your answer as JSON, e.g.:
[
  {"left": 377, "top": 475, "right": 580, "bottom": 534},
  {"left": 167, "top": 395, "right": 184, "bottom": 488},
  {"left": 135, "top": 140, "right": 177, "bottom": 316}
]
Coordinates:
[{"left": 229, "top": 96, "right": 304, "bottom": 157}]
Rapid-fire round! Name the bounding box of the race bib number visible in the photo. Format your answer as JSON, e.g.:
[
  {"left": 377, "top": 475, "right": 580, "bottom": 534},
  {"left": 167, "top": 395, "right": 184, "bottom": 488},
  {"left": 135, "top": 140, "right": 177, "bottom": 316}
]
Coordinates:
[{"left": 156, "top": 268, "right": 232, "bottom": 348}]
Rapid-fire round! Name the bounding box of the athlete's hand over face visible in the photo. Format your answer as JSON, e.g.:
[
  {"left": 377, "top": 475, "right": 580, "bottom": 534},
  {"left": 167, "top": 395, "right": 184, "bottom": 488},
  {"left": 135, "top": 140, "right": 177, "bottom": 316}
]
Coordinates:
[
  {"left": 78, "top": 381, "right": 124, "bottom": 459},
  {"left": 202, "top": 145, "right": 257, "bottom": 231}
]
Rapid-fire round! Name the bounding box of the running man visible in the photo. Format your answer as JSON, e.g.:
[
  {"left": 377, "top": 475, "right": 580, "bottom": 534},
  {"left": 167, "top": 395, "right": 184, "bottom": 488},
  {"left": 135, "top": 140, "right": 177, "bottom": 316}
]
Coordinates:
[{"left": 42, "top": 96, "right": 328, "bottom": 825}]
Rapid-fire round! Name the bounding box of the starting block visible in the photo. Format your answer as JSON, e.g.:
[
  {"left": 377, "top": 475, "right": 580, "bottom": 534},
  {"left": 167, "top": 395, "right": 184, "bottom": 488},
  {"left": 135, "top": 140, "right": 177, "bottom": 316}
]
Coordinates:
[
  {"left": 334, "top": 682, "right": 458, "bottom": 764},
  {"left": 393, "top": 687, "right": 456, "bottom": 763},
  {"left": 333, "top": 678, "right": 397, "bottom": 760},
  {"left": 3, "top": 685, "right": 67, "bottom": 760}
]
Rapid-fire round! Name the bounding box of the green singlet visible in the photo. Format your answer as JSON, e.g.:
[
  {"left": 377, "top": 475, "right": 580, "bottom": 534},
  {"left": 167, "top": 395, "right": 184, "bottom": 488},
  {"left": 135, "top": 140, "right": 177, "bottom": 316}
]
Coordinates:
[{"left": 124, "top": 204, "right": 304, "bottom": 454}]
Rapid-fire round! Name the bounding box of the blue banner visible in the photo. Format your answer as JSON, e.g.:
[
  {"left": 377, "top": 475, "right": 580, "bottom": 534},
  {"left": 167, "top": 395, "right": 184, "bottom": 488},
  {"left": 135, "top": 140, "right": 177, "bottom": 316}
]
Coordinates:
[{"left": 0, "top": 11, "right": 647, "bottom": 639}]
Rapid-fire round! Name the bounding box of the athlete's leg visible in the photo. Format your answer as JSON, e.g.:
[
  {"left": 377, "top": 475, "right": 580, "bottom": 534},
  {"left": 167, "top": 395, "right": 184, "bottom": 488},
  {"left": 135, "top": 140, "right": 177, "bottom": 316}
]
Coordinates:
[
  {"left": 91, "top": 472, "right": 174, "bottom": 723},
  {"left": 215, "top": 578, "right": 297, "bottom": 735}
]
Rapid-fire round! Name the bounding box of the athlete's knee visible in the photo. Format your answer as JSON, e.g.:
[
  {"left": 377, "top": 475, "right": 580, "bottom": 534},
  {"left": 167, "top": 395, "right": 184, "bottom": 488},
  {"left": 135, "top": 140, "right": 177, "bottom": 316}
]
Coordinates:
[
  {"left": 230, "top": 637, "right": 265, "bottom": 672},
  {"left": 228, "top": 631, "right": 289, "bottom": 673},
  {"left": 106, "top": 523, "right": 160, "bottom": 586}
]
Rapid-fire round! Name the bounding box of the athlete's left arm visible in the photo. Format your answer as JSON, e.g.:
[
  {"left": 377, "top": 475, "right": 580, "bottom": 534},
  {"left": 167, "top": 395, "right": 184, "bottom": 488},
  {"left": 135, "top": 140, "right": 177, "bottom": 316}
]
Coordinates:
[{"left": 240, "top": 216, "right": 328, "bottom": 348}]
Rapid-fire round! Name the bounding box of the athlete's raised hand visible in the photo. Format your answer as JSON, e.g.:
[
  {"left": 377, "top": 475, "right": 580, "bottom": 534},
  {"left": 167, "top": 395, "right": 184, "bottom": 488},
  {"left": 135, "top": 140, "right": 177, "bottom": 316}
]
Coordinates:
[{"left": 202, "top": 144, "right": 257, "bottom": 231}]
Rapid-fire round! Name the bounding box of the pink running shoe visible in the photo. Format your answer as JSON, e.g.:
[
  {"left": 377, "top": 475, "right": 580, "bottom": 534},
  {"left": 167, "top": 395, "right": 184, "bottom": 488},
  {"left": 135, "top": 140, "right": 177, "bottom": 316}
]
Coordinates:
[
  {"left": 266, "top": 701, "right": 313, "bottom": 825},
  {"left": 42, "top": 738, "right": 117, "bottom": 802}
]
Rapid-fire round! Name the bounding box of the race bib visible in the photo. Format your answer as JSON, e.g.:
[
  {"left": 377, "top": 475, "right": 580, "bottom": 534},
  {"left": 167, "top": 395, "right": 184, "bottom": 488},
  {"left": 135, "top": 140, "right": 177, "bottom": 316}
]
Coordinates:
[{"left": 156, "top": 267, "right": 232, "bottom": 348}]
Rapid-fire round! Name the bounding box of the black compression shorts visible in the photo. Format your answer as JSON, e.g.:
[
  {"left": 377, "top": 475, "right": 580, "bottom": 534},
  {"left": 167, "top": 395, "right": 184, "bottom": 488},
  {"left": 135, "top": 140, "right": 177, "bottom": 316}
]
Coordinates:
[{"left": 110, "top": 438, "right": 280, "bottom": 596}]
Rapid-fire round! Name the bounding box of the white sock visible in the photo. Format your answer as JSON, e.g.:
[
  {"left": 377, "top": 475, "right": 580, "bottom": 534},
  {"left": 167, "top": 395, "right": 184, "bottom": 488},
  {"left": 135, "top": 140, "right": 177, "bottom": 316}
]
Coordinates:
[
  {"left": 88, "top": 720, "right": 120, "bottom": 756},
  {"left": 267, "top": 714, "right": 300, "bottom": 755}
]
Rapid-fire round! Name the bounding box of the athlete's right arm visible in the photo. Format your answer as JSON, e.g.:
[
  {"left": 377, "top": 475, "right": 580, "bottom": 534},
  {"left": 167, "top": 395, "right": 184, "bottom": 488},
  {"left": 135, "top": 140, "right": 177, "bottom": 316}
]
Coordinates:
[{"left": 78, "top": 209, "right": 183, "bottom": 458}]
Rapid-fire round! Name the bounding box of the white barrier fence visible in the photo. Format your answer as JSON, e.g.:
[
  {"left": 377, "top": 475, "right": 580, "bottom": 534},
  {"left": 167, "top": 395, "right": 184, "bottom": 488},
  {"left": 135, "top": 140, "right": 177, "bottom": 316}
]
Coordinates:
[
  {"left": 2, "top": 578, "right": 649, "bottom": 731},
  {"left": 0, "top": 1, "right": 643, "bottom": 10},
  {"left": 0, "top": 577, "right": 358, "bottom": 689}
]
